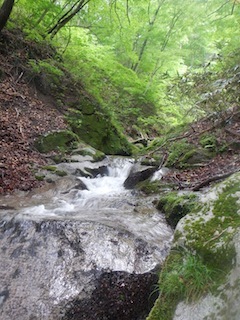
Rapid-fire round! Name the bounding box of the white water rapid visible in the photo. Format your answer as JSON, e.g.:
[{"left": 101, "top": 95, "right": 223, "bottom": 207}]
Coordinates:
[
  {"left": 8, "top": 157, "right": 172, "bottom": 247},
  {"left": 1, "top": 157, "right": 173, "bottom": 273}
]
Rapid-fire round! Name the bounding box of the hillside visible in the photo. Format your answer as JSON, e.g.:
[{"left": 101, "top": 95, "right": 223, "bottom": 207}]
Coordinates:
[
  {"left": 0, "top": 28, "right": 131, "bottom": 194},
  {"left": 0, "top": 28, "right": 240, "bottom": 195},
  {"left": 0, "top": 30, "right": 66, "bottom": 193}
]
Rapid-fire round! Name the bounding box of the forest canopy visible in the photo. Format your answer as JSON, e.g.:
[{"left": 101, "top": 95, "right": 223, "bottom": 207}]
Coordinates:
[{"left": 1, "top": 0, "right": 240, "bottom": 136}]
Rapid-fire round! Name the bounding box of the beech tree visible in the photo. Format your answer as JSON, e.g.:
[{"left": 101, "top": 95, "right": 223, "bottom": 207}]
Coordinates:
[{"left": 0, "top": 0, "right": 15, "bottom": 32}]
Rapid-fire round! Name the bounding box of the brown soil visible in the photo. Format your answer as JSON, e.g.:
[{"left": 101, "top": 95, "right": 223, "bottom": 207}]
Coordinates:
[{"left": 0, "top": 29, "right": 67, "bottom": 194}]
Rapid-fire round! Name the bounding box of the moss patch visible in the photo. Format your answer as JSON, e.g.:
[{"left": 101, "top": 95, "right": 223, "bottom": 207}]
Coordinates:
[
  {"left": 182, "top": 179, "right": 240, "bottom": 271},
  {"left": 157, "top": 192, "right": 198, "bottom": 228},
  {"left": 34, "top": 130, "right": 79, "bottom": 153},
  {"left": 71, "top": 110, "right": 132, "bottom": 155},
  {"left": 41, "top": 165, "right": 57, "bottom": 172},
  {"left": 136, "top": 180, "right": 175, "bottom": 194},
  {"left": 55, "top": 170, "right": 67, "bottom": 177}
]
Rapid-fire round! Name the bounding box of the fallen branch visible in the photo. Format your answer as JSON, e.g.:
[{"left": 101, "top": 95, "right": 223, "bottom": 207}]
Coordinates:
[{"left": 192, "top": 169, "right": 239, "bottom": 191}]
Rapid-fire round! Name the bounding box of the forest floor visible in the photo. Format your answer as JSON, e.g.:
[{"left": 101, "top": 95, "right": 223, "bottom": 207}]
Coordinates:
[
  {"left": 161, "top": 106, "right": 240, "bottom": 191},
  {"left": 0, "top": 29, "right": 240, "bottom": 195}
]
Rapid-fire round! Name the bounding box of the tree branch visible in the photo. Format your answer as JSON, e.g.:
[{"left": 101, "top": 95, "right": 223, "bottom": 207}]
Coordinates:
[{"left": 192, "top": 169, "right": 239, "bottom": 191}]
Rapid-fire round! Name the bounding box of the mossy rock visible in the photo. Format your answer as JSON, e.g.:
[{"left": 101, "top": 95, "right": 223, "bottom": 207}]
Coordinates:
[
  {"left": 176, "top": 175, "right": 240, "bottom": 270},
  {"left": 71, "top": 144, "right": 106, "bottom": 162},
  {"left": 35, "top": 174, "right": 45, "bottom": 181},
  {"left": 72, "top": 110, "right": 132, "bottom": 155},
  {"left": 166, "top": 139, "right": 213, "bottom": 168},
  {"left": 179, "top": 148, "right": 213, "bottom": 167},
  {"left": 157, "top": 192, "right": 198, "bottom": 228},
  {"left": 147, "top": 173, "right": 240, "bottom": 320},
  {"left": 41, "top": 165, "right": 57, "bottom": 171},
  {"left": 165, "top": 140, "right": 194, "bottom": 168},
  {"left": 34, "top": 130, "right": 79, "bottom": 153},
  {"left": 55, "top": 170, "right": 68, "bottom": 177}
]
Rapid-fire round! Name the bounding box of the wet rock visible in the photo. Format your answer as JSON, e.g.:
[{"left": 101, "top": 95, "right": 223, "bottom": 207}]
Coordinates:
[
  {"left": 61, "top": 179, "right": 88, "bottom": 194},
  {"left": 64, "top": 270, "right": 159, "bottom": 320},
  {"left": 85, "top": 165, "right": 108, "bottom": 177},
  {"left": 0, "top": 218, "right": 167, "bottom": 320},
  {"left": 124, "top": 166, "right": 157, "bottom": 189}
]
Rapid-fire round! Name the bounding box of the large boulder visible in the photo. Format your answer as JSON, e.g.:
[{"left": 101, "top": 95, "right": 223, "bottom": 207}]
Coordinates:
[
  {"left": 0, "top": 218, "right": 167, "bottom": 320},
  {"left": 147, "top": 172, "right": 240, "bottom": 320}
]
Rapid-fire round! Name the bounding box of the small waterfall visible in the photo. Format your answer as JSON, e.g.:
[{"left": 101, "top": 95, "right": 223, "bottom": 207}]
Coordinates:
[
  {"left": 13, "top": 157, "right": 172, "bottom": 247},
  {"left": 79, "top": 157, "right": 134, "bottom": 196}
]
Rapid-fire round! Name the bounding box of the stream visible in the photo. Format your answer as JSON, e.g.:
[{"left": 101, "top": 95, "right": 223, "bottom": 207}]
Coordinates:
[{"left": 0, "top": 157, "right": 173, "bottom": 320}]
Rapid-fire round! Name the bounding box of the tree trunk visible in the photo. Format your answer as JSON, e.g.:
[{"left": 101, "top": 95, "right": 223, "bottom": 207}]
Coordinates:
[
  {"left": 48, "top": 0, "right": 91, "bottom": 38},
  {"left": 0, "top": 0, "right": 15, "bottom": 32}
]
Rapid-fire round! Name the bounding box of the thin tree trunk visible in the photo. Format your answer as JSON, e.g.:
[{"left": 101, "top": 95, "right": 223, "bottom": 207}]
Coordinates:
[
  {"left": 131, "top": 0, "right": 166, "bottom": 72},
  {"left": 34, "top": 0, "right": 57, "bottom": 27},
  {"left": 0, "top": 0, "right": 15, "bottom": 32},
  {"left": 48, "top": 0, "right": 91, "bottom": 38}
]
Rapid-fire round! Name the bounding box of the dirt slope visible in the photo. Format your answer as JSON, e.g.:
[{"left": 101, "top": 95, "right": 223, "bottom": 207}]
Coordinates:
[{"left": 0, "top": 29, "right": 67, "bottom": 193}]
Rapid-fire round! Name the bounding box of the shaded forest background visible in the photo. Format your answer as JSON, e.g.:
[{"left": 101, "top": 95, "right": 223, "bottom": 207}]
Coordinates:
[
  {"left": 0, "top": 0, "right": 240, "bottom": 194},
  {"left": 1, "top": 0, "right": 239, "bottom": 137}
]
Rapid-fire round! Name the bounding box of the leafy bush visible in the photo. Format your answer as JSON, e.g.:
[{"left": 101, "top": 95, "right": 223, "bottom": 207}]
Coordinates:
[{"left": 28, "top": 59, "right": 64, "bottom": 84}]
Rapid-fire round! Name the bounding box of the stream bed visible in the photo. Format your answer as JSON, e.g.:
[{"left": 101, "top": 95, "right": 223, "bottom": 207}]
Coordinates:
[{"left": 0, "top": 157, "right": 173, "bottom": 319}]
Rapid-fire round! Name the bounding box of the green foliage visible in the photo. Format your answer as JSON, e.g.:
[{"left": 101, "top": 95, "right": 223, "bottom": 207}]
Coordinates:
[
  {"left": 160, "top": 249, "right": 216, "bottom": 302},
  {"left": 200, "top": 133, "right": 217, "bottom": 150},
  {"left": 147, "top": 248, "right": 218, "bottom": 320},
  {"left": 28, "top": 59, "right": 64, "bottom": 81},
  {"left": 66, "top": 109, "right": 82, "bottom": 130},
  {"left": 5, "top": 0, "right": 240, "bottom": 134},
  {"left": 165, "top": 139, "right": 194, "bottom": 168}
]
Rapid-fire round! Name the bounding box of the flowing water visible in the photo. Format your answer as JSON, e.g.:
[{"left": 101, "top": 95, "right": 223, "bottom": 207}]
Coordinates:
[{"left": 5, "top": 157, "right": 173, "bottom": 250}]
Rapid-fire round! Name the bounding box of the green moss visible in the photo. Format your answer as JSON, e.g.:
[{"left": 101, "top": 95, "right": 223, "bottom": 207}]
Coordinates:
[
  {"left": 71, "top": 110, "right": 132, "bottom": 155},
  {"left": 166, "top": 140, "right": 195, "bottom": 168},
  {"left": 136, "top": 180, "right": 174, "bottom": 194},
  {"left": 199, "top": 133, "right": 218, "bottom": 150},
  {"left": 199, "top": 133, "right": 228, "bottom": 154},
  {"left": 157, "top": 192, "right": 198, "bottom": 228},
  {"left": 148, "top": 174, "right": 240, "bottom": 320},
  {"left": 184, "top": 179, "right": 240, "bottom": 271},
  {"left": 92, "top": 150, "right": 106, "bottom": 162},
  {"left": 41, "top": 165, "right": 57, "bottom": 172},
  {"left": 28, "top": 59, "right": 64, "bottom": 86},
  {"left": 35, "top": 175, "right": 45, "bottom": 181},
  {"left": 55, "top": 170, "right": 67, "bottom": 177},
  {"left": 34, "top": 130, "right": 79, "bottom": 153}
]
